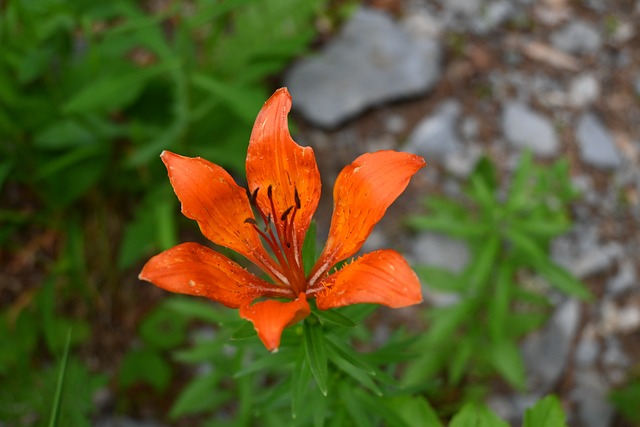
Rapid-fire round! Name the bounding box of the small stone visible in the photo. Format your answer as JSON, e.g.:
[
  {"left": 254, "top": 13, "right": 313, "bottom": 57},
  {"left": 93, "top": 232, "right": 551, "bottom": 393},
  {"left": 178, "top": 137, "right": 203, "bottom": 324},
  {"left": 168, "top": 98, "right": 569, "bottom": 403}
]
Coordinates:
[
  {"left": 502, "top": 101, "right": 559, "bottom": 157},
  {"left": 410, "top": 232, "right": 470, "bottom": 273},
  {"left": 570, "top": 242, "right": 622, "bottom": 279},
  {"left": 575, "top": 113, "right": 622, "bottom": 170},
  {"left": 410, "top": 232, "right": 470, "bottom": 307},
  {"left": 572, "top": 369, "right": 615, "bottom": 427},
  {"left": 285, "top": 7, "right": 441, "bottom": 128},
  {"left": 551, "top": 21, "right": 602, "bottom": 55},
  {"left": 405, "top": 100, "right": 462, "bottom": 159},
  {"left": 607, "top": 260, "right": 637, "bottom": 295},
  {"left": 568, "top": 74, "right": 600, "bottom": 108},
  {"left": 444, "top": 144, "right": 483, "bottom": 178},
  {"left": 522, "top": 299, "right": 581, "bottom": 392},
  {"left": 384, "top": 114, "right": 406, "bottom": 134},
  {"left": 575, "top": 327, "right": 599, "bottom": 368}
]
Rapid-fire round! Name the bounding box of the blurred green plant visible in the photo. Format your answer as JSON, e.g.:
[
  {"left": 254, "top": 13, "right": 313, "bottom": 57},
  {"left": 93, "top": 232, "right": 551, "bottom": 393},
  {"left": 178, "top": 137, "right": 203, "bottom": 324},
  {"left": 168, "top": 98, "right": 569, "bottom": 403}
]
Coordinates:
[
  {"left": 404, "top": 151, "right": 590, "bottom": 402},
  {"left": 1, "top": 0, "right": 328, "bottom": 423},
  {"left": 0, "top": 283, "right": 107, "bottom": 426},
  {"left": 1, "top": 0, "right": 326, "bottom": 258},
  {"left": 610, "top": 377, "right": 640, "bottom": 424}
]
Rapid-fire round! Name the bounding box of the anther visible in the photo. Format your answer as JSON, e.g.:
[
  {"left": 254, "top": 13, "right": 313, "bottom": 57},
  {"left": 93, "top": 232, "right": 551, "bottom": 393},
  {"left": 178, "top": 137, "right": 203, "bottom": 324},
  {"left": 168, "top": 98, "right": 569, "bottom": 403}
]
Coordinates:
[
  {"left": 244, "top": 218, "right": 258, "bottom": 226},
  {"left": 267, "top": 185, "right": 273, "bottom": 200},
  {"left": 250, "top": 188, "right": 259, "bottom": 206},
  {"left": 294, "top": 188, "right": 301, "bottom": 209},
  {"left": 280, "top": 206, "right": 294, "bottom": 222}
]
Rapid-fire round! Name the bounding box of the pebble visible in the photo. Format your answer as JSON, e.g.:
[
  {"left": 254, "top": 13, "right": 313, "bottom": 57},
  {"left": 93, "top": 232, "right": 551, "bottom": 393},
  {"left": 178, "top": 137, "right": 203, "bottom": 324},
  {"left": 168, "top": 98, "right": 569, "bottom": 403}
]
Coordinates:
[
  {"left": 607, "top": 260, "right": 637, "bottom": 295},
  {"left": 405, "top": 100, "right": 462, "bottom": 159},
  {"left": 568, "top": 74, "right": 600, "bottom": 108},
  {"left": 501, "top": 101, "right": 559, "bottom": 157},
  {"left": 575, "top": 113, "right": 622, "bottom": 170},
  {"left": 571, "top": 370, "right": 614, "bottom": 427},
  {"left": 521, "top": 299, "right": 581, "bottom": 392},
  {"left": 285, "top": 7, "right": 441, "bottom": 128},
  {"left": 551, "top": 21, "right": 602, "bottom": 55}
]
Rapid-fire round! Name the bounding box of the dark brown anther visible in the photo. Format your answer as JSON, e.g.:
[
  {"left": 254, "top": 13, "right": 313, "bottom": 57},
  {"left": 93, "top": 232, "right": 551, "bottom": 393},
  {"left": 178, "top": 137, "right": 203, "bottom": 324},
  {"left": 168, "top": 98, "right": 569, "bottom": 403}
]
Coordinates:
[
  {"left": 280, "top": 206, "right": 294, "bottom": 221},
  {"left": 244, "top": 218, "right": 258, "bottom": 225},
  {"left": 250, "top": 187, "right": 259, "bottom": 206},
  {"left": 267, "top": 185, "right": 273, "bottom": 200},
  {"left": 294, "top": 188, "right": 301, "bottom": 209}
]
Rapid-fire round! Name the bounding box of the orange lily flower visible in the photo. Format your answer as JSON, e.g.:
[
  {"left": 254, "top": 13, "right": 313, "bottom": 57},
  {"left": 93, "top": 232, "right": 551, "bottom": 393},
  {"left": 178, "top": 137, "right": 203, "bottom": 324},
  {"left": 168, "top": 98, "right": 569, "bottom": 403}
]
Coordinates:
[{"left": 139, "top": 88, "right": 425, "bottom": 352}]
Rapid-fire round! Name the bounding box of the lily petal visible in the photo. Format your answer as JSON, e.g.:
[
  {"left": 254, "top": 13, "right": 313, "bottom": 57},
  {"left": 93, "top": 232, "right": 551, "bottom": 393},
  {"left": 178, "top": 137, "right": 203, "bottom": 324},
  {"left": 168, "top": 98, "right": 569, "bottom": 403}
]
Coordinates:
[
  {"left": 239, "top": 293, "right": 310, "bottom": 352},
  {"left": 161, "top": 151, "right": 280, "bottom": 279},
  {"left": 315, "top": 249, "right": 423, "bottom": 310},
  {"left": 245, "top": 88, "right": 321, "bottom": 256},
  {"left": 311, "top": 151, "right": 425, "bottom": 284},
  {"left": 139, "top": 242, "right": 295, "bottom": 308}
]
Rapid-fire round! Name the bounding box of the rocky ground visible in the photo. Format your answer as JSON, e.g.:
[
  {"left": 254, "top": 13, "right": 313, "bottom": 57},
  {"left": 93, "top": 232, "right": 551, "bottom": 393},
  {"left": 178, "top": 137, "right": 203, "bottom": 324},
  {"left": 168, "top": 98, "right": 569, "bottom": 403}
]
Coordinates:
[{"left": 282, "top": 1, "right": 640, "bottom": 426}]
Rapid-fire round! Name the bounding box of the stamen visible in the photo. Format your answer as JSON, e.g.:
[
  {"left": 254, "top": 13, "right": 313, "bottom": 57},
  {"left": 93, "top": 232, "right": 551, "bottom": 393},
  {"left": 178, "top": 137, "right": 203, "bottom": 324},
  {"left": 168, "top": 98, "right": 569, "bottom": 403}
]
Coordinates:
[
  {"left": 244, "top": 218, "right": 258, "bottom": 226},
  {"left": 294, "top": 188, "right": 301, "bottom": 209},
  {"left": 280, "top": 206, "right": 294, "bottom": 222}
]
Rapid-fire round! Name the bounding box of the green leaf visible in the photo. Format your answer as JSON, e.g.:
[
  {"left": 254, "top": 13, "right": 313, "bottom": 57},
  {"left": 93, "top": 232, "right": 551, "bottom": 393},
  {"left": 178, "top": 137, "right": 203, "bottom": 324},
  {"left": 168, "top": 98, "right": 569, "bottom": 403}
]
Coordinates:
[
  {"left": 302, "top": 220, "right": 317, "bottom": 276},
  {"left": 392, "top": 395, "right": 443, "bottom": 427},
  {"left": 170, "top": 371, "right": 231, "bottom": 419},
  {"left": 315, "top": 309, "right": 356, "bottom": 328},
  {"left": 163, "top": 296, "right": 231, "bottom": 324},
  {"left": 304, "top": 317, "right": 328, "bottom": 396},
  {"left": 506, "top": 150, "right": 534, "bottom": 212},
  {"left": 234, "top": 350, "right": 292, "bottom": 378},
  {"left": 407, "top": 216, "right": 488, "bottom": 239},
  {"left": 536, "top": 259, "right": 592, "bottom": 300},
  {"left": 488, "top": 263, "right": 513, "bottom": 343},
  {"left": 325, "top": 337, "right": 375, "bottom": 375},
  {"left": 609, "top": 381, "right": 640, "bottom": 424},
  {"left": 48, "top": 329, "right": 71, "bottom": 427},
  {"left": 426, "top": 300, "right": 473, "bottom": 345},
  {"left": 34, "top": 119, "right": 96, "bottom": 150},
  {"left": 63, "top": 63, "right": 176, "bottom": 113},
  {"left": 466, "top": 234, "right": 499, "bottom": 292},
  {"left": 139, "top": 305, "right": 188, "bottom": 350},
  {"left": 231, "top": 321, "right": 257, "bottom": 340},
  {"left": 191, "top": 73, "right": 265, "bottom": 123},
  {"left": 326, "top": 344, "right": 382, "bottom": 396},
  {"left": 449, "top": 402, "right": 509, "bottom": 427},
  {"left": 353, "top": 390, "right": 412, "bottom": 427},
  {"left": 489, "top": 339, "right": 526, "bottom": 390},
  {"left": 523, "top": 395, "right": 568, "bottom": 427},
  {"left": 414, "top": 266, "right": 464, "bottom": 293},
  {"left": 448, "top": 338, "right": 473, "bottom": 385},
  {"left": 291, "top": 352, "right": 312, "bottom": 419},
  {"left": 339, "top": 383, "right": 372, "bottom": 427},
  {"left": 118, "top": 348, "right": 172, "bottom": 391}
]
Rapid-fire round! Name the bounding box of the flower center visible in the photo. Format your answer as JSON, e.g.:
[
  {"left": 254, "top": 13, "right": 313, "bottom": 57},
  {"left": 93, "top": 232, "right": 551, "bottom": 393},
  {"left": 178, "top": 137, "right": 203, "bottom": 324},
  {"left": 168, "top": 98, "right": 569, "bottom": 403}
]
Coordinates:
[{"left": 245, "top": 185, "right": 306, "bottom": 294}]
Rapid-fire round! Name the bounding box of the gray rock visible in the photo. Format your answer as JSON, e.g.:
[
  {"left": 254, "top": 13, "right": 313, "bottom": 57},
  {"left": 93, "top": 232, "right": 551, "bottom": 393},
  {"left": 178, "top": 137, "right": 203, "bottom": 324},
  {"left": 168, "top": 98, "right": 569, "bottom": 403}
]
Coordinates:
[
  {"left": 285, "top": 7, "right": 440, "bottom": 128},
  {"left": 575, "top": 113, "right": 622, "bottom": 170},
  {"left": 444, "top": 144, "right": 483, "bottom": 178},
  {"left": 410, "top": 232, "right": 470, "bottom": 307},
  {"left": 572, "top": 370, "right": 614, "bottom": 427},
  {"left": 568, "top": 74, "right": 600, "bottom": 108},
  {"left": 502, "top": 101, "right": 559, "bottom": 157},
  {"left": 570, "top": 242, "right": 622, "bottom": 278},
  {"left": 405, "top": 100, "right": 462, "bottom": 159},
  {"left": 522, "top": 299, "right": 581, "bottom": 392},
  {"left": 551, "top": 21, "right": 602, "bottom": 55},
  {"left": 575, "top": 327, "right": 599, "bottom": 368},
  {"left": 634, "top": 75, "right": 640, "bottom": 97},
  {"left": 411, "top": 232, "right": 470, "bottom": 273},
  {"left": 607, "top": 260, "right": 637, "bottom": 295}
]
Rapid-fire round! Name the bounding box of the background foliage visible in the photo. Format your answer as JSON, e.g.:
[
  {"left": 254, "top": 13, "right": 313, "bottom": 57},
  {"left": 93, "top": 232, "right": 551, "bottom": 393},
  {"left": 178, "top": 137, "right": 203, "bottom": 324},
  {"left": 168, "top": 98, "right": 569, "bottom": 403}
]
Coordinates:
[{"left": 0, "top": 0, "right": 628, "bottom": 426}]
